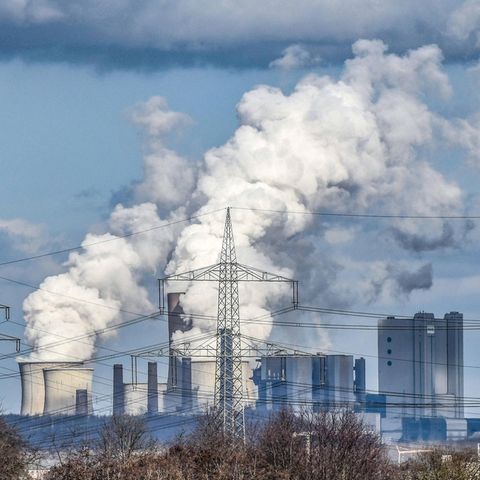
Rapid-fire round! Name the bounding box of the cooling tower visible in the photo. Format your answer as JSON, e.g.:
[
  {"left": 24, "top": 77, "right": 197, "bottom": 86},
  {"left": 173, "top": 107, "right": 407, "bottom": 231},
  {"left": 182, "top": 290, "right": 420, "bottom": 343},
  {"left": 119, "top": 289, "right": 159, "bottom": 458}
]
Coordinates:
[
  {"left": 43, "top": 367, "right": 93, "bottom": 416},
  {"left": 123, "top": 382, "right": 168, "bottom": 415},
  {"left": 190, "top": 360, "right": 255, "bottom": 408},
  {"left": 123, "top": 383, "right": 148, "bottom": 415},
  {"left": 18, "top": 361, "right": 84, "bottom": 416}
]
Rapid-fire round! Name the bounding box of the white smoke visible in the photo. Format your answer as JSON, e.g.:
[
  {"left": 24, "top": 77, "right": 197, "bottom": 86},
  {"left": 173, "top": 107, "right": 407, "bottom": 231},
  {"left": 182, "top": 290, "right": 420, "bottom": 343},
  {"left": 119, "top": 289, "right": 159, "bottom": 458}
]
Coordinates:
[
  {"left": 23, "top": 99, "right": 194, "bottom": 361},
  {"left": 23, "top": 40, "right": 469, "bottom": 360},
  {"left": 167, "top": 40, "right": 464, "bottom": 342}
]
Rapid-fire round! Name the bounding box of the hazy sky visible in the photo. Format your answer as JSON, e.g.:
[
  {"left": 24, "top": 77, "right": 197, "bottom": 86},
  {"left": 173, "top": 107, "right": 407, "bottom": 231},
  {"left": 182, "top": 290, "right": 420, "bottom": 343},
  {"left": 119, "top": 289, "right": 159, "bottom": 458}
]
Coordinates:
[{"left": 2, "top": 1, "right": 480, "bottom": 416}]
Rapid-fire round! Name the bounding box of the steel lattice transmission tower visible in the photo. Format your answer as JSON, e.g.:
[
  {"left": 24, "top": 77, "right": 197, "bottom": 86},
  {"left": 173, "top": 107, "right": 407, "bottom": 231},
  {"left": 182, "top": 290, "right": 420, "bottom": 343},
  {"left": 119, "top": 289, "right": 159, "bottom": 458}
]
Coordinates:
[
  {"left": 214, "top": 207, "right": 243, "bottom": 436},
  {"left": 158, "top": 207, "right": 298, "bottom": 438}
]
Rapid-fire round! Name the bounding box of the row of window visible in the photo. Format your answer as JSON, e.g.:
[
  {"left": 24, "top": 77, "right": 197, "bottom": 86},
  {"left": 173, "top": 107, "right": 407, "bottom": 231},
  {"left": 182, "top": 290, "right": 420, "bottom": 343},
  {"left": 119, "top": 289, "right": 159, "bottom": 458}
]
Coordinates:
[{"left": 387, "top": 337, "right": 392, "bottom": 365}]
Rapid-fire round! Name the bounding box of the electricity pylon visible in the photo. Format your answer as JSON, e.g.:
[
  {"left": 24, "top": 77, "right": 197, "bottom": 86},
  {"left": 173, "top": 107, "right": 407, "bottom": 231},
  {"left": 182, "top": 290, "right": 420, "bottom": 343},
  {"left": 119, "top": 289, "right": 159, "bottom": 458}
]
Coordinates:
[
  {"left": 0, "top": 305, "right": 20, "bottom": 352},
  {"left": 158, "top": 207, "right": 298, "bottom": 438}
]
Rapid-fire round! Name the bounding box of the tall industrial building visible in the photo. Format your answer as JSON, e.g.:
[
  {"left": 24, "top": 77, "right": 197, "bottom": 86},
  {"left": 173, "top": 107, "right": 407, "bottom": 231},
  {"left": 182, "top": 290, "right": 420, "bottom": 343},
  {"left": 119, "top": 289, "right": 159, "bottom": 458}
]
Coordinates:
[{"left": 378, "top": 311, "right": 463, "bottom": 419}]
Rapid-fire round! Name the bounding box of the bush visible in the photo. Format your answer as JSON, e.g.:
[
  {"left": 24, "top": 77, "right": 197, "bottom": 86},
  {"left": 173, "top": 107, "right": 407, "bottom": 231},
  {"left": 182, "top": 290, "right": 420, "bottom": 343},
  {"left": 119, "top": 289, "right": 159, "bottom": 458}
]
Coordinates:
[{"left": 402, "top": 448, "right": 480, "bottom": 480}]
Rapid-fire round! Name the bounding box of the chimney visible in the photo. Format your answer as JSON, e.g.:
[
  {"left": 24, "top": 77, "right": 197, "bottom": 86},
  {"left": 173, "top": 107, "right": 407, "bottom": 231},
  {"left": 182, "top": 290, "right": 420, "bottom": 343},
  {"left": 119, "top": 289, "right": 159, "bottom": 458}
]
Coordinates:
[
  {"left": 113, "top": 364, "right": 124, "bottom": 415},
  {"left": 75, "top": 389, "right": 89, "bottom": 416},
  {"left": 147, "top": 362, "right": 158, "bottom": 414}
]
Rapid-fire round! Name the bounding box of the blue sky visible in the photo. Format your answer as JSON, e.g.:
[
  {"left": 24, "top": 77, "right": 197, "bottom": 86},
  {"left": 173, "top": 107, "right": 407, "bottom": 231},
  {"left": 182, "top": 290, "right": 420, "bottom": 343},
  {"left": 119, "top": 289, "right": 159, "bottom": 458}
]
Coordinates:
[{"left": 2, "top": 1, "right": 480, "bottom": 417}]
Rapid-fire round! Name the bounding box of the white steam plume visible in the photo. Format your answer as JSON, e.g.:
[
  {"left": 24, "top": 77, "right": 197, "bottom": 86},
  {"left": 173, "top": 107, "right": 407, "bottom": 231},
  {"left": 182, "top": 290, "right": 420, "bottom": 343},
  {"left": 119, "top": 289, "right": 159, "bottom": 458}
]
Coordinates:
[
  {"left": 23, "top": 98, "right": 194, "bottom": 361},
  {"left": 24, "top": 40, "right": 468, "bottom": 360}
]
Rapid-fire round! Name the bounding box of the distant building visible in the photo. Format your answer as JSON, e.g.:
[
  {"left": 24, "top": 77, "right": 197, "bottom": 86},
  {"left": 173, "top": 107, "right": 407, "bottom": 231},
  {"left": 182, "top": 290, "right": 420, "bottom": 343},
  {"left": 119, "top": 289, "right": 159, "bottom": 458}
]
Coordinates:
[
  {"left": 378, "top": 311, "right": 463, "bottom": 420},
  {"left": 254, "top": 353, "right": 366, "bottom": 411}
]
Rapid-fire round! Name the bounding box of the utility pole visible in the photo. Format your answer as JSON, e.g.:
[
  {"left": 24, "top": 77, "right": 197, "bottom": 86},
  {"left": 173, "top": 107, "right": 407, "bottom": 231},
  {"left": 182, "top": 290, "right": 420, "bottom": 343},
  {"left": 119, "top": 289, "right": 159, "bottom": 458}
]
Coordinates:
[
  {"left": 0, "top": 305, "right": 20, "bottom": 352},
  {"left": 158, "top": 207, "right": 298, "bottom": 439}
]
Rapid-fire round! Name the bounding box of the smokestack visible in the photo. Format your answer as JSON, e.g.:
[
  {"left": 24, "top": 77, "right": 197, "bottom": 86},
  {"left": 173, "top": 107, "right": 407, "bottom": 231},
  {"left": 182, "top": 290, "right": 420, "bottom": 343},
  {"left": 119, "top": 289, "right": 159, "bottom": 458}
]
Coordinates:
[
  {"left": 167, "top": 292, "right": 192, "bottom": 393},
  {"left": 354, "top": 357, "right": 366, "bottom": 407},
  {"left": 75, "top": 389, "right": 89, "bottom": 416},
  {"left": 113, "top": 364, "right": 124, "bottom": 415},
  {"left": 147, "top": 362, "right": 158, "bottom": 414},
  {"left": 18, "top": 361, "right": 84, "bottom": 416},
  {"left": 354, "top": 358, "right": 366, "bottom": 393},
  {"left": 43, "top": 367, "right": 93, "bottom": 416},
  {"left": 167, "top": 293, "right": 188, "bottom": 340}
]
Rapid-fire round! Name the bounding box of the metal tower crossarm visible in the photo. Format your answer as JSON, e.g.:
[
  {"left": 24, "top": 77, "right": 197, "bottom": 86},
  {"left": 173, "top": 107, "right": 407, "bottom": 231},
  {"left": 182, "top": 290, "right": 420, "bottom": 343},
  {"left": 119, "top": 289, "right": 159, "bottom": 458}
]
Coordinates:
[
  {"left": 0, "top": 304, "right": 10, "bottom": 321},
  {"left": 158, "top": 265, "right": 298, "bottom": 313},
  {"left": 0, "top": 305, "right": 20, "bottom": 352}
]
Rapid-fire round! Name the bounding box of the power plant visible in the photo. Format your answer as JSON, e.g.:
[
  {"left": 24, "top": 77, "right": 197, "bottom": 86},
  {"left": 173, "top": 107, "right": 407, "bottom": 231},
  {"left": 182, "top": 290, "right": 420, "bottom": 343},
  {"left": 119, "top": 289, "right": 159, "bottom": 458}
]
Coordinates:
[{"left": 7, "top": 210, "right": 480, "bottom": 446}]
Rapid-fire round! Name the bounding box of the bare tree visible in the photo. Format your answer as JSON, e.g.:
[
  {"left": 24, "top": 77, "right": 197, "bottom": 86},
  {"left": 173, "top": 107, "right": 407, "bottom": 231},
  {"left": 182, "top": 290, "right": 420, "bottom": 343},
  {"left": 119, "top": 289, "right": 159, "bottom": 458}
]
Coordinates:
[
  {"left": 98, "top": 415, "right": 155, "bottom": 461},
  {"left": 403, "top": 447, "right": 480, "bottom": 480},
  {"left": 0, "top": 415, "right": 30, "bottom": 480},
  {"left": 255, "top": 408, "right": 397, "bottom": 480}
]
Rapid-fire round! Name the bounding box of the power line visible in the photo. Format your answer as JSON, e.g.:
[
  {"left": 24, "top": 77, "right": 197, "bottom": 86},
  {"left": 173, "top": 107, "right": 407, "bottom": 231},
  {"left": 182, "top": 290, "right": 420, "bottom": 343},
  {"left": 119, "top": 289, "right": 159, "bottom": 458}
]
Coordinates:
[
  {"left": 0, "top": 208, "right": 225, "bottom": 268},
  {"left": 230, "top": 206, "right": 480, "bottom": 220}
]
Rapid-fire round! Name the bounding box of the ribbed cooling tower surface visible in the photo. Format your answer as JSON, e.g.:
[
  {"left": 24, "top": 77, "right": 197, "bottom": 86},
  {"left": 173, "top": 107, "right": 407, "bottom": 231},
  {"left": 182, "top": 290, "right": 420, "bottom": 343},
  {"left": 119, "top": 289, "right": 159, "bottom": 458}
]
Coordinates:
[
  {"left": 18, "top": 361, "right": 84, "bottom": 416},
  {"left": 43, "top": 367, "right": 93, "bottom": 416},
  {"left": 190, "top": 360, "right": 255, "bottom": 408},
  {"left": 123, "top": 383, "right": 148, "bottom": 415}
]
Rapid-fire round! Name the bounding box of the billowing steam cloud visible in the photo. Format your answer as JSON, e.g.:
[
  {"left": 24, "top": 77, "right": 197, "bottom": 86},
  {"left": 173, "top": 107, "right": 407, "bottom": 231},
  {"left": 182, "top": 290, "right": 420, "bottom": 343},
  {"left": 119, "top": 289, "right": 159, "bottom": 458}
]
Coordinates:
[
  {"left": 23, "top": 98, "right": 195, "bottom": 361},
  {"left": 23, "top": 40, "right": 471, "bottom": 360}
]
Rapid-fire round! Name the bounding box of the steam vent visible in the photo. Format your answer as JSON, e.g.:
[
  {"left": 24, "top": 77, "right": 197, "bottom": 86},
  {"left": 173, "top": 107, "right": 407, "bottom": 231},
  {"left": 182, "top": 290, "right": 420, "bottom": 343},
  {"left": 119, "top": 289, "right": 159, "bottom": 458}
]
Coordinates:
[{"left": 18, "top": 361, "right": 93, "bottom": 416}]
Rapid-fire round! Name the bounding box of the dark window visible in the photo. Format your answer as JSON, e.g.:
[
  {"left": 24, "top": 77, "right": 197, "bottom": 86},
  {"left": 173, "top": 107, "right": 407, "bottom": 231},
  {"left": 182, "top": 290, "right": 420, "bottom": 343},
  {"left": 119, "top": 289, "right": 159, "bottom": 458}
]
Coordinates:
[
  {"left": 387, "top": 361, "right": 392, "bottom": 366},
  {"left": 387, "top": 349, "right": 392, "bottom": 354},
  {"left": 387, "top": 337, "right": 392, "bottom": 343}
]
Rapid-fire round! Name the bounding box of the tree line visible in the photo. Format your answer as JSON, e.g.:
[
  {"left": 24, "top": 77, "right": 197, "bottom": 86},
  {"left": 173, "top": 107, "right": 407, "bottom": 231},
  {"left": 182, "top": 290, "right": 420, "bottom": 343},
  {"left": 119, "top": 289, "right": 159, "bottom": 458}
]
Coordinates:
[{"left": 2, "top": 409, "right": 480, "bottom": 479}]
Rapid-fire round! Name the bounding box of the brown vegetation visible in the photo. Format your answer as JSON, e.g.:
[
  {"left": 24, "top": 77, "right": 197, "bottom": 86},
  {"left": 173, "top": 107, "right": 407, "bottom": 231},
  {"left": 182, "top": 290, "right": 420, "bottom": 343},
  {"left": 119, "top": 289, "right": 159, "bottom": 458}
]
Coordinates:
[
  {"left": 0, "top": 414, "right": 32, "bottom": 480},
  {"left": 44, "top": 409, "right": 396, "bottom": 480},
  {"left": 3, "top": 409, "right": 480, "bottom": 479}
]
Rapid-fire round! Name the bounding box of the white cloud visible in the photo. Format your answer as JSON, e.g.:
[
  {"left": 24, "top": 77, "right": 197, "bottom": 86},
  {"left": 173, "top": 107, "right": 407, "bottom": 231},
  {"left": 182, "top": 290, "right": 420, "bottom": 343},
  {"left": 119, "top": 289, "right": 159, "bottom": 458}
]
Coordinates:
[
  {"left": 0, "top": 1, "right": 471, "bottom": 66},
  {"left": 0, "top": 218, "right": 49, "bottom": 254},
  {"left": 269, "top": 44, "right": 321, "bottom": 70},
  {"left": 24, "top": 39, "right": 477, "bottom": 360},
  {"left": 447, "top": 0, "right": 480, "bottom": 43},
  {"left": 129, "top": 96, "right": 195, "bottom": 207},
  {"left": 324, "top": 227, "right": 355, "bottom": 245}
]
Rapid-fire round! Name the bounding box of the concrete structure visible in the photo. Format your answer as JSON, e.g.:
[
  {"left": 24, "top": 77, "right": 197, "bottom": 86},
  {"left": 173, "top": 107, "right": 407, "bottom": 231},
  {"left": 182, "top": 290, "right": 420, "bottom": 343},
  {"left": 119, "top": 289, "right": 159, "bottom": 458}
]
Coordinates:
[
  {"left": 147, "top": 362, "right": 158, "bottom": 414},
  {"left": 255, "top": 354, "right": 361, "bottom": 411},
  {"left": 75, "top": 389, "right": 89, "bottom": 416},
  {"left": 18, "top": 361, "right": 84, "bottom": 416},
  {"left": 123, "top": 383, "right": 149, "bottom": 415},
  {"left": 43, "top": 367, "right": 93, "bottom": 416},
  {"left": 167, "top": 293, "right": 191, "bottom": 388},
  {"left": 320, "top": 355, "right": 355, "bottom": 408},
  {"left": 121, "top": 383, "right": 168, "bottom": 415},
  {"left": 187, "top": 359, "right": 255, "bottom": 409},
  {"left": 112, "top": 362, "right": 168, "bottom": 414},
  {"left": 378, "top": 312, "right": 464, "bottom": 419},
  {"left": 113, "top": 363, "right": 124, "bottom": 415}
]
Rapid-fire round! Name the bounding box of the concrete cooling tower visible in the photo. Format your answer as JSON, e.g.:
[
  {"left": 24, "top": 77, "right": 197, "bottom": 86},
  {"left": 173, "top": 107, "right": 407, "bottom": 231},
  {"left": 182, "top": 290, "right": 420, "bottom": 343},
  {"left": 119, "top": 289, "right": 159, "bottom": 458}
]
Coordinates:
[
  {"left": 190, "top": 359, "right": 256, "bottom": 408},
  {"left": 43, "top": 367, "right": 93, "bottom": 416},
  {"left": 18, "top": 361, "right": 92, "bottom": 416}
]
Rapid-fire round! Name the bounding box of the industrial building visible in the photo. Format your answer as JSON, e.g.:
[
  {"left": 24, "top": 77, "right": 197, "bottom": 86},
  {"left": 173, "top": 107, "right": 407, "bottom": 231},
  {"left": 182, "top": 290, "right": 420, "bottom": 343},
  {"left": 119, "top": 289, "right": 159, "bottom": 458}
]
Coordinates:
[
  {"left": 378, "top": 311, "right": 464, "bottom": 441},
  {"left": 253, "top": 353, "right": 366, "bottom": 411},
  {"left": 18, "top": 361, "right": 93, "bottom": 416},
  {"left": 378, "top": 311, "right": 463, "bottom": 419}
]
